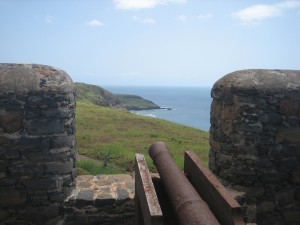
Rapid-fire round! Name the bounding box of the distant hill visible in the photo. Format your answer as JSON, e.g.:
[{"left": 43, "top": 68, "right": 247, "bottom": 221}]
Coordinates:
[{"left": 74, "top": 82, "right": 160, "bottom": 110}]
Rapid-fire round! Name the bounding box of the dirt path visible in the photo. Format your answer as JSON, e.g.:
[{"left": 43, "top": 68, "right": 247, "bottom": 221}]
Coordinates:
[{"left": 76, "top": 153, "right": 101, "bottom": 163}]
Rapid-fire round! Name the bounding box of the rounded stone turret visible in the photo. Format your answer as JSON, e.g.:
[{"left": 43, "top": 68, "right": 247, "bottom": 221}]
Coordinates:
[
  {"left": 209, "top": 69, "right": 300, "bottom": 224},
  {"left": 0, "top": 64, "right": 76, "bottom": 225}
]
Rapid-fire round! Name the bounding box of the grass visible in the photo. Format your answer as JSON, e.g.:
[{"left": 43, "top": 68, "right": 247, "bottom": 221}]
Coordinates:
[
  {"left": 76, "top": 100, "right": 210, "bottom": 174},
  {"left": 76, "top": 159, "right": 121, "bottom": 175}
]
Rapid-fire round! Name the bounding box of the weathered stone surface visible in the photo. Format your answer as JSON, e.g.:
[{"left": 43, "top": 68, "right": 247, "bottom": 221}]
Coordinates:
[
  {"left": 0, "top": 111, "right": 23, "bottom": 133},
  {"left": 256, "top": 201, "right": 275, "bottom": 214},
  {"left": 212, "top": 69, "right": 300, "bottom": 95},
  {"left": 117, "top": 187, "right": 129, "bottom": 201},
  {"left": 9, "top": 162, "right": 44, "bottom": 177},
  {"left": 46, "top": 159, "right": 74, "bottom": 175},
  {"left": 0, "top": 64, "right": 76, "bottom": 225},
  {"left": 283, "top": 208, "right": 300, "bottom": 223},
  {"left": 0, "top": 189, "right": 27, "bottom": 206},
  {"left": 63, "top": 175, "right": 135, "bottom": 225},
  {"left": 25, "top": 204, "right": 61, "bottom": 220},
  {"left": 94, "top": 193, "right": 115, "bottom": 206},
  {"left": 23, "top": 178, "right": 58, "bottom": 190},
  {"left": 0, "top": 64, "right": 73, "bottom": 94},
  {"left": 275, "top": 189, "right": 295, "bottom": 206},
  {"left": 75, "top": 189, "right": 95, "bottom": 207},
  {"left": 275, "top": 127, "right": 300, "bottom": 144},
  {"left": 291, "top": 167, "right": 300, "bottom": 184},
  {"left": 210, "top": 69, "right": 300, "bottom": 224},
  {"left": 280, "top": 99, "right": 299, "bottom": 117},
  {"left": 3, "top": 149, "right": 20, "bottom": 159},
  {"left": 26, "top": 119, "right": 66, "bottom": 135}
]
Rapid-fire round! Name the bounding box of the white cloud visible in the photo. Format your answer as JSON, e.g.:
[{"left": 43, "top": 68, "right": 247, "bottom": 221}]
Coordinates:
[
  {"left": 197, "top": 13, "right": 214, "bottom": 20},
  {"left": 132, "top": 15, "right": 156, "bottom": 24},
  {"left": 232, "top": 0, "right": 300, "bottom": 24},
  {"left": 178, "top": 14, "right": 187, "bottom": 22},
  {"left": 114, "top": 0, "right": 186, "bottom": 10},
  {"left": 45, "top": 15, "right": 55, "bottom": 24},
  {"left": 86, "top": 19, "right": 104, "bottom": 27}
]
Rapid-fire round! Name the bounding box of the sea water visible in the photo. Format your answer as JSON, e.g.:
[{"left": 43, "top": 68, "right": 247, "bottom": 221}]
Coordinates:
[{"left": 104, "top": 86, "right": 212, "bottom": 131}]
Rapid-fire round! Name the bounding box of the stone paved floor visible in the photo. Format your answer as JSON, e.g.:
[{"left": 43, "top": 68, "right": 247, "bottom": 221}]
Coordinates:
[
  {"left": 66, "top": 174, "right": 134, "bottom": 205},
  {"left": 63, "top": 174, "right": 135, "bottom": 225}
]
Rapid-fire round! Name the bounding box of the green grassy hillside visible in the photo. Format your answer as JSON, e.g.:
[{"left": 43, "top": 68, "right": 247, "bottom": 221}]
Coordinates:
[
  {"left": 76, "top": 100, "right": 210, "bottom": 174},
  {"left": 75, "top": 82, "right": 160, "bottom": 110},
  {"left": 116, "top": 94, "right": 160, "bottom": 110}
]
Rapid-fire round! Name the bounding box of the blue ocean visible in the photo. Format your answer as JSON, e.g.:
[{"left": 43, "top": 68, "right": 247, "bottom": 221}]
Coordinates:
[{"left": 104, "top": 86, "right": 212, "bottom": 131}]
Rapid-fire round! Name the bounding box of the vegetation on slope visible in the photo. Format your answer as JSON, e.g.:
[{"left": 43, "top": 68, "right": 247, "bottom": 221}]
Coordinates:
[
  {"left": 75, "top": 82, "right": 160, "bottom": 110},
  {"left": 76, "top": 100, "right": 210, "bottom": 174},
  {"left": 116, "top": 94, "right": 160, "bottom": 110}
]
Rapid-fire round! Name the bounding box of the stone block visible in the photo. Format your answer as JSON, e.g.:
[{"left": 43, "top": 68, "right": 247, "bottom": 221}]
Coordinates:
[
  {"left": 230, "top": 165, "right": 256, "bottom": 176},
  {"left": 40, "top": 107, "right": 72, "bottom": 119},
  {"left": 16, "top": 136, "right": 41, "bottom": 148},
  {"left": 51, "top": 135, "right": 74, "bottom": 149},
  {"left": 256, "top": 200, "right": 275, "bottom": 214},
  {"left": 268, "top": 145, "right": 292, "bottom": 160},
  {"left": 0, "top": 111, "right": 23, "bottom": 133},
  {"left": 0, "top": 135, "right": 12, "bottom": 148},
  {"left": 10, "top": 162, "right": 44, "bottom": 177},
  {"left": 0, "top": 172, "right": 6, "bottom": 179},
  {"left": 216, "top": 152, "right": 232, "bottom": 168},
  {"left": 26, "top": 119, "right": 65, "bottom": 135},
  {"left": 261, "top": 169, "right": 288, "bottom": 184},
  {"left": 291, "top": 167, "right": 300, "bottom": 184},
  {"left": 0, "top": 189, "right": 27, "bottom": 206},
  {"left": 296, "top": 188, "right": 300, "bottom": 201},
  {"left": 0, "top": 160, "right": 9, "bottom": 170},
  {"left": 95, "top": 193, "right": 115, "bottom": 206},
  {"left": 283, "top": 208, "right": 300, "bottom": 223},
  {"left": 275, "top": 189, "right": 295, "bottom": 206},
  {"left": 235, "top": 122, "right": 263, "bottom": 133},
  {"left": 48, "top": 190, "right": 68, "bottom": 202},
  {"left": 22, "top": 151, "right": 56, "bottom": 162},
  {"left": 280, "top": 99, "right": 299, "bottom": 117},
  {"left": 28, "top": 191, "right": 48, "bottom": 203},
  {"left": 275, "top": 127, "right": 300, "bottom": 144},
  {"left": 26, "top": 204, "right": 60, "bottom": 220},
  {"left": 259, "top": 113, "right": 282, "bottom": 125},
  {"left": 116, "top": 187, "right": 129, "bottom": 201},
  {"left": 0, "top": 208, "right": 10, "bottom": 221},
  {"left": 3, "top": 149, "right": 20, "bottom": 159},
  {"left": 23, "top": 178, "right": 58, "bottom": 190},
  {"left": 46, "top": 159, "right": 74, "bottom": 175},
  {"left": 0, "top": 177, "right": 17, "bottom": 187},
  {"left": 75, "top": 189, "right": 95, "bottom": 207},
  {"left": 278, "top": 158, "right": 299, "bottom": 172}
]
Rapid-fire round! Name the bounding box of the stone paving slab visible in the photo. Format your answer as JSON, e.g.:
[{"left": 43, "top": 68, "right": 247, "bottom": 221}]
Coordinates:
[
  {"left": 63, "top": 174, "right": 135, "bottom": 225},
  {"left": 65, "top": 174, "right": 134, "bottom": 206}
]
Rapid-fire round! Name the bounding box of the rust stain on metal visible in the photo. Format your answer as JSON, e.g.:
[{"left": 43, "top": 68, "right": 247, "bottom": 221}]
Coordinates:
[
  {"left": 149, "top": 142, "right": 220, "bottom": 225},
  {"left": 135, "top": 154, "right": 163, "bottom": 225},
  {"left": 184, "top": 151, "right": 245, "bottom": 225},
  {"left": 136, "top": 154, "right": 162, "bottom": 216}
]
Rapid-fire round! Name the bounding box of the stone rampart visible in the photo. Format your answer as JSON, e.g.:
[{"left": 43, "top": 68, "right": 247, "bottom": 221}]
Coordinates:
[
  {"left": 0, "top": 64, "right": 76, "bottom": 225},
  {"left": 210, "top": 69, "right": 300, "bottom": 225}
]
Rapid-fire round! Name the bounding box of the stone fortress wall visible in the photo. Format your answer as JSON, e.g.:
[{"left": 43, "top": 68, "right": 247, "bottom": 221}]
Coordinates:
[
  {"left": 0, "top": 64, "right": 135, "bottom": 225},
  {"left": 0, "top": 64, "right": 76, "bottom": 225},
  {"left": 1, "top": 64, "right": 299, "bottom": 225},
  {"left": 209, "top": 70, "right": 300, "bottom": 225}
]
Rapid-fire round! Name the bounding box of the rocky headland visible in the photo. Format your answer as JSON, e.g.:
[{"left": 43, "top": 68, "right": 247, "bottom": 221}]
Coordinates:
[{"left": 75, "top": 82, "right": 160, "bottom": 110}]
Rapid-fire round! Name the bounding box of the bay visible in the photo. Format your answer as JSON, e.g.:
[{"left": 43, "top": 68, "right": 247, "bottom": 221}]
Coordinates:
[{"left": 104, "top": 86, "right": 212, "bottom": 131}]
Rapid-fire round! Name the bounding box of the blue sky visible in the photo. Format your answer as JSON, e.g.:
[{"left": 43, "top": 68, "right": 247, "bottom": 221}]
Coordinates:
[{"left": 0, "top": 0, "right": 299, "bottom": 87}]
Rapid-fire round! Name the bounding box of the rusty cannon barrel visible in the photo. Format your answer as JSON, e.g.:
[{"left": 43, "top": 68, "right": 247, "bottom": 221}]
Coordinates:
[{"left": 149, "top": 142, "right": 220, "bottom": 225}]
